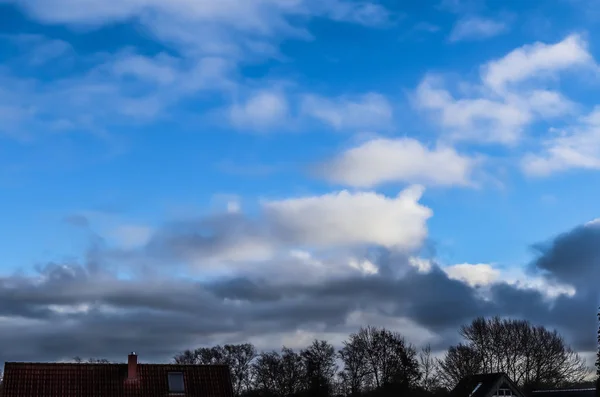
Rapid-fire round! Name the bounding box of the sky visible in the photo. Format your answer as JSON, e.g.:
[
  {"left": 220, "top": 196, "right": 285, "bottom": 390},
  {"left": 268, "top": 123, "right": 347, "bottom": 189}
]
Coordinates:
[{"left": 1, "top": 0, "right": 600, "bottom": 367}]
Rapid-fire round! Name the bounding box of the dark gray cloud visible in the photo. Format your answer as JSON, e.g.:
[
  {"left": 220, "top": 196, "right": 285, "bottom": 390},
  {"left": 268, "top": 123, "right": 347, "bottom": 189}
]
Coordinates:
[
  {"left": 530, "top": 222, "right": 600, "bottom": 292},
  {"left": 0, "top": 219, "right": 598, "bottom": 368}
]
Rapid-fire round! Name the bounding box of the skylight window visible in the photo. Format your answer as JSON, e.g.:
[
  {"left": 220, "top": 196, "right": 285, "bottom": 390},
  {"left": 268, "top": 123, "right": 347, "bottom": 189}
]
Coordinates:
[
  {"left": 168, "top": 372, "right": 185, "bottom": 393},
  {"left": 470, "top": 382, "right": 483, "bottom": 397}
]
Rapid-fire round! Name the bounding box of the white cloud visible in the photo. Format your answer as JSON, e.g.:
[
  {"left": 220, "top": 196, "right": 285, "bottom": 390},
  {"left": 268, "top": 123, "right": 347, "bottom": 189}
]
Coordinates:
[
  {"left": 586, "top": 218, "right": 600, "bottom": 227},
  {"left": 442, "top": 262, "right": 576, "bottom": 299},
  {"left": 522, "top": 107, "right": 600, "bottom": 176},
  {"left": 449, "top": 16, "right": 508, "bottom": 42},
  {"left": 444, "top": 263, "right": 500, "bottom": 287},
  {"left": 415, "top": 76, "right": 531, "bottom": 144},
  {"left": 319, "top": 137, "right": 477, "bottom": 187},
  {"left": 282, "top": 250, "right": 380, "bottom": 282},
  {"left": 500, "top": 267, "right": 576, "bottom": 299},
  {"left": 263, "top": 186, "right": 432, "bottom": 251},
  {"left": 408, "top": 257, "right": 433, "bottom": 273},
  {"left": 416, "top": 35, "right": 592, "bottom": 145},
  {"left": 149, "top": 188, "right": 434, "bottom": 273},
  {"left": 482, "top": 34, "right": 593, "bottom": 92},
  {"left": 348, "top": 258, "right": 379, "bottom": 275},
  {"left": 230, "top": 90, "right": 289, "bottom": 130},
  {"left": 520, "top": 90, "right": 576, "bottom": 118},
  {"left": 301, "top": 93, "right": 393, "bottom": 131}
]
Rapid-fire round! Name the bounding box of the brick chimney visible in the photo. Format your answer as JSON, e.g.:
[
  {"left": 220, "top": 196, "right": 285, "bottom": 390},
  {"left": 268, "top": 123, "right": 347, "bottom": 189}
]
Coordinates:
[{"left": 128, "top": 352, "right": 138, "bottom": 380}]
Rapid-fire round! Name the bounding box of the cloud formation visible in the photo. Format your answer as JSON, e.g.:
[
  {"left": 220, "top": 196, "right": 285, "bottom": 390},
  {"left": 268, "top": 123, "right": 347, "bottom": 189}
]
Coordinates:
[
  {"left": 1, "top": 0, "right": 600, "bottom": 374},
  {"left": 0, "top": 0, "right": 393, "bottom": 139},
  {"left": 0, "top": 186, "right": 598, "bottom": 367},
  {"left": 416, "top": 34, "right": 592, "bottom": 146},
  {"left": 318, "top": 138, "right": 477, "bottom": 187},
  {"left": 481, "top": 34, "right": 593, "bottom": 93}
]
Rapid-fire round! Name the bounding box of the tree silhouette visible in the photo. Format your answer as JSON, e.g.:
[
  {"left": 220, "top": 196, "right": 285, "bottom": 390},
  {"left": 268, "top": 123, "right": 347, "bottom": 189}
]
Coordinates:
[
  {"left": 301, "top": 340, "right": 337, "bottom": 397},
  {"left": 596, "top": 306, "right": 600, "bottom": 397},
  {"left": 596, "top": 306, "right": 600, "bottom": 376},
  {"left": 437, "top": 317, "right": 588, "bottom": 391},
  {"left": 338, "top": 326, "right": 421, "bottom": 395},
  {"left": 173, "top": 344, "right": 256, "bottom": 396},
  {"left": 169, "top": 319, "right": 588, "bottom": 397}
]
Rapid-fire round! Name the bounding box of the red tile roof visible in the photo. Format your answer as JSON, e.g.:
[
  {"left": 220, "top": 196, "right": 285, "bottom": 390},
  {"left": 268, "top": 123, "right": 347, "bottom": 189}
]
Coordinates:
[{"left": 2, "top": 362, "right": 234, "bottom": 397}]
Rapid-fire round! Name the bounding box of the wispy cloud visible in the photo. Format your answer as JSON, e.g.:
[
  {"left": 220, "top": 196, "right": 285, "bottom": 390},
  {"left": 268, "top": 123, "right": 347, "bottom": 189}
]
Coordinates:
[
  {"left": 449, "top": 16, "right": 508, "bottom": 42},
  {"left": 301, "top": 92, "right": 393, "bottom": 131},
  {"left": 8, "top": 0, "right": 391, "bottom": 60},
  {"left": 0, "top": 1, "right": 393, "bottom": 140}
]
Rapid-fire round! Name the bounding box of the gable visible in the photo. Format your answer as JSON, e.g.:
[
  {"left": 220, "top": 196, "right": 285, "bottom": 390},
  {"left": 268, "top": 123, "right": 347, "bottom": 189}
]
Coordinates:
[
  {"left": 489, "top": 378, "right": 525, "bottom": 397},
  {"left": 451, "top": 373, "right": 525, "bottom": 397}
]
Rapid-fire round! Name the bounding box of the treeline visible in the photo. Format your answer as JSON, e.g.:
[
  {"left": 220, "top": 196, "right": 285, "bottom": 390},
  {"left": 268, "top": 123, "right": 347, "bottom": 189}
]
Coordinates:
[
  {"left": 12, "top": 316, "right": 588, "bottom": 397},
  {"left": 172, "top": 317, "right": 590, "bottom": 397}
]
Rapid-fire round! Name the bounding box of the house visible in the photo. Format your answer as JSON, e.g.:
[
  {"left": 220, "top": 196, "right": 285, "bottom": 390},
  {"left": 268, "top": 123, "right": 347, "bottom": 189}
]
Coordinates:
[
  {"left": 451, "top": 373, "right": 596, "bottom": 397},
  {"left": 450, "top": 373, "right": 526, "bottom": 397},
  {"left": 1, "top": 352, "right": 234, "bottom": 397}
]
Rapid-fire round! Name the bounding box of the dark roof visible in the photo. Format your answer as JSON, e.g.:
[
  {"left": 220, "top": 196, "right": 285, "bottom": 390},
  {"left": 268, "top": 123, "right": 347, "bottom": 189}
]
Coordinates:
[
  {"left": 531, "top": 389, "right": 596, "bottom": 397},
  {"left": 2, "top": 362, "right": 234, "bottom": 397},
  {"left": 451, "top": 373, "right": 509, "bottom": 397}
]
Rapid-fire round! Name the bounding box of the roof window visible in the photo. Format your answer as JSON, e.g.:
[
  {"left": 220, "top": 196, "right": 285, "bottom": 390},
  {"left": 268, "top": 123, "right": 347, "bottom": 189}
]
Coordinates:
[{"left": 168, "top": 372, "right": 185, "bottom": 393}]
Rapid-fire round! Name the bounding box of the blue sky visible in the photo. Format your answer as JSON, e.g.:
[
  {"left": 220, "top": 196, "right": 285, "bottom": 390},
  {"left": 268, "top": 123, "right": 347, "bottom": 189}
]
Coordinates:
[{"left": 1, "top": 0, "right": 600, "bottom": 364}]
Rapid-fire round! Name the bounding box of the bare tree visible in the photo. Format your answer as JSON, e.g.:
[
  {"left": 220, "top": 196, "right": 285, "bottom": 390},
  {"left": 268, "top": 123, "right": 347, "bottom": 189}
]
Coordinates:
[
  {"left": 301, "top": 340, "right": 337, "bottom": 397},
  {"left": 596, "top": 307, "right": 600, "bottom": 379},
  {"left": 437, "top": 344, "right": 482, "bottom": 389},
  {"left": 279, "top": 347, "right": 305, "bottom": 396},
  {"left": 338, "top": 326, "right": 421, "bottom": 395},
  {"left": 338, "top": 335, "right": 371, "bottom": 396},
  {"left": 250, "top": 347, "right": 305, "bottom": 397},
  {"left": 438, "top": 317, "right": 589, "bottom": 390},
  {"left": 597, "top": 306, "right": 600, "bottom": 397},
  {"left": 225, "top": 344, "right": 258, "bottom": 396},
  {"left": 419, "top": 344, "right": 440, "bottom": 392},
  {"left": 173, "top": 349, "right": 197, "bottom": 364},
  {"left": 72, "top": 357, "right": 110, "bottom": 363},
  {"left": 173, "top": 344, "right": 256, "bottom": 396},
  {"left": 252, "top": 350, "right": 281, "bottom": 396}
]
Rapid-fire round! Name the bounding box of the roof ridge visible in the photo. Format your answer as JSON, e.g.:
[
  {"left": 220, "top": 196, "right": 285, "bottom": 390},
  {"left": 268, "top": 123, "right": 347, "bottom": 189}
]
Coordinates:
[
  {"left": 532, "top": 389, "right": 596, "bottom": 393},
  {"left": 4, "top": 362, "right": 230, "bottom": 366}
]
